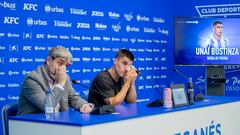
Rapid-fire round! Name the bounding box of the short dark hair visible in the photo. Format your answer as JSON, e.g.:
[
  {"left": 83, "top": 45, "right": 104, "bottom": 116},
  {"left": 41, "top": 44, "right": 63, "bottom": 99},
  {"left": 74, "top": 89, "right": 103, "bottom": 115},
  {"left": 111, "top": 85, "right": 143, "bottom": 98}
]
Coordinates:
[
  {"left": 115, "top": 49, "right": 134, "bottom": 61},
  {"left": 213, "top": 21, "right": 223, "bottom": 27}
]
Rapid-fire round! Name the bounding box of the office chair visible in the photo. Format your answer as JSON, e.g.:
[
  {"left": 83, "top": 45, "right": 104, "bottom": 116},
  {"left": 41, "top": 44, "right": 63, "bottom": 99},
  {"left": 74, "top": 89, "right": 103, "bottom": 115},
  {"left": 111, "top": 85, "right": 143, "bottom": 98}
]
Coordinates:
[{"left": 1, "top": 102, "right": 18, "bottom": 135}]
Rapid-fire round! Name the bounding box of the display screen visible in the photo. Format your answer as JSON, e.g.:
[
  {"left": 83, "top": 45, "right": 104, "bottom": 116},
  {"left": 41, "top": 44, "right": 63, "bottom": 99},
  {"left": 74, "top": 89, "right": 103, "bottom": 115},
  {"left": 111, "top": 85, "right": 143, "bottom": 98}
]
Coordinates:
[{"left": 174, "top": 17, "right": 240, "bottom": 65}]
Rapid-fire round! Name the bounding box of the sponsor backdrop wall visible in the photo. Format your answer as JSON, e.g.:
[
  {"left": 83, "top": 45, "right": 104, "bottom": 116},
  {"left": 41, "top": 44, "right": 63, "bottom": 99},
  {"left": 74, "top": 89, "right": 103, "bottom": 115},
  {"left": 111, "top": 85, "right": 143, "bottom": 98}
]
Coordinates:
[
  {"left": 173, "top": 0, "right": 240, "bottom": 96},
  {"left": 0, "top": 0, "right": 173, "bottom": 133}
]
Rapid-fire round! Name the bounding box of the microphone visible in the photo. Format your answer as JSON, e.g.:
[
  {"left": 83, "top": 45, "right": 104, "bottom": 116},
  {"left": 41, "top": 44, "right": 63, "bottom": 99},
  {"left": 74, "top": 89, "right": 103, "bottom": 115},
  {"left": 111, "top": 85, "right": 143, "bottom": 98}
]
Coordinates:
[
  {"left": 172, "top": 68, "right": 189, "bottom": 81},
  {"left": 72, "top": 80, "right": 115, "bottom": 114},
  {"left": 172, "top": 68, "right": 204, "bottom": 100}
]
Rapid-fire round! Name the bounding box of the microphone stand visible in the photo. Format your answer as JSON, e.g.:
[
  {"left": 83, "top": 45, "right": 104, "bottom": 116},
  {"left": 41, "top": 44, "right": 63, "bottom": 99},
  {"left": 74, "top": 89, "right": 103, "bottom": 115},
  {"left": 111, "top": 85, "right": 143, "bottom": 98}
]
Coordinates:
[{"left": 138, "top": 73, "right": 164, "bottom": 107}]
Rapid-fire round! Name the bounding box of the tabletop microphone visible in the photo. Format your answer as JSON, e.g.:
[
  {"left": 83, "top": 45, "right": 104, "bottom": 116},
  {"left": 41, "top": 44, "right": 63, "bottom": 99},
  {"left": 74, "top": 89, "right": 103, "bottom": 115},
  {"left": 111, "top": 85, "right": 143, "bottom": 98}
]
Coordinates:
[{"left": 72, "top": 80, "right": 115, "bottom": 114}]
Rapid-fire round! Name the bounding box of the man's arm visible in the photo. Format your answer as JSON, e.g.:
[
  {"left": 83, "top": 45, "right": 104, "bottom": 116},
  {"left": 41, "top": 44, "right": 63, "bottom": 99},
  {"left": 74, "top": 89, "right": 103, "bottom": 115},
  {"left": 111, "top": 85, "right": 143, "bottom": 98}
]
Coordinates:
[{"left": 107, "top": 68, "right": 137, "bottom": 105}]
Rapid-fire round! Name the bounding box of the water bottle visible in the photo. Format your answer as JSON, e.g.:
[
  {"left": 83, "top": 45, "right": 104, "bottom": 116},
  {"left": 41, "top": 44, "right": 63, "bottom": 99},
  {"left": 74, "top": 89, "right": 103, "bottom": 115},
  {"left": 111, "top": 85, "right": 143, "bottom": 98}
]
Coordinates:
[
  {"left": 45, "top": 91, "right": 54, "bottom": 119},
  {"left": 163, "top": 88, "right": 173, "bottom": 109},
  {"left": 188, "top": 77, "right": 194, "bottom": 104}
]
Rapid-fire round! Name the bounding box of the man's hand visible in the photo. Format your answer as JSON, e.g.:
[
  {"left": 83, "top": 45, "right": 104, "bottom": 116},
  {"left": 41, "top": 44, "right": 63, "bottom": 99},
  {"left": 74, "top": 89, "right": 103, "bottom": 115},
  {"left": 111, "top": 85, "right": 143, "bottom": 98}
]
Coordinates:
[
  {"left": 55, "top": 66, "right": 67, "bottom": 86},
  {"left": 124, "top": 67, "right": 138, "bottom": 84},
  {"left": 80, "top": 103, "right": 94, "bottom": 113}
]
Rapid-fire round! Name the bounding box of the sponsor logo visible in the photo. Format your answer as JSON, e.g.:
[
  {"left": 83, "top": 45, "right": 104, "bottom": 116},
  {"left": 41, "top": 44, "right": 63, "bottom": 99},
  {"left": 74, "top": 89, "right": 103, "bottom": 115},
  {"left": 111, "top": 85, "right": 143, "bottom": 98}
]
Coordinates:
[
  {"left": 9, "top": 45, "right": 18, "bottom": 51},
  {"left": 93, "top": 47, "right": 101, "bottom": 51},
  {"left": 81, "top": 36, "right": 91, "bottom": 40},
  {"left": 158, "top": 28, "right": 169, "bottom": 35},
  {"left": 138, "top": 57, "right": 145, "bottom": 62},
  {"left": 23, "top": 3, "right": 37, "bottom": 11},
  {"left": 146, "top": 85, "right": 153, "bottom": 89},
  {"left": 8, "top": 58, "right": 19, "bottom": 63},
  {"left": 22, "top": 32, "right": 32, "bottom": 39},
  {"left": 138, "top": 48, "right": 145, "bottom": 52},
  {"left": 153, "top": 39, "right": 160, "bottom": 44},
  {"left": 155, "top": 57, "right": 159, "bottom": 61},
  {"left": 82, "top": 47, "right": 91, "bottom": 51},
  {"left": 121, "top": 38, "right": 128, "bottom": 42},
  {"left": 59, "top": 35, "right": 69, "bottom": 40},
  {"left": 54, "top": 20, "right": 72, "bottom": 28},
  {"left": 22, "top": 46, "right": 32, "bottom": 51},
  {"left": 146, "top": 48, "right": 153, "bottom": 52},
  {"left": 161, "top": 75, "right": 167, "bottom": 79},
  {"left": 108, "top": 12, "right": 120, "bottom": 19},
  {"left": 102, "top": 47, "right": 111, "bottom": 51},
  {"left": 92, "top": 57, "right": 101, "bottom": 62},
  {"left": 0, "top": 46, "right": 6, "bottom": 50},
  {"left": 8, "top": 95, "right": 19, "bottom": 100},
  {"left": 0, "top": 84, "right": 6, "bottom": 88},
  {"left": 153, "top": 49, "right": 160, "bottom": 52},
  {"left": 154, "top": 67, "right": 160, "bottom": 70},
  {"left": 103, "top": 58, "right": 110, "bottom": 62},
  {"left": 21, "top": 58, "right": 33, "bottom": 63},
  {"left": 112, "top": 37, "right": 120, "bottom": 42},
  {"left": 146, "top": 39, "right": 152, "bottom": 43},
  {"left": 146, "top": 67, "right": 153, "bottom": 71},
  {"left": 93, "top": 68, "right": 101, "bottom": 72},
  {"left": 7, "top": 33, "right": 20, "bottom": 38},
  {"left": 27, "top": 17, "right": 47, "bottom": 26},
  {"left": 34, "top": 58, "right": 45, "bottom": 62},
  {"left": 124, "top": 12, "right": 133, "bottom": 21},
  {"left": 103, "top": 36, "right": 110, "bottom": 41},
  {"left": 0, "top": 1, "right": 16, "bottom": 10},
  {"left": 8, "top": 71, "right": 19, "bottom": 76},
  {"left": 0, "top": 33, "right": 4, "bottom": 38},
  {"left": 138, "top": 67, "right": 145, "bottom": 71},
  {"left": 143, "top": 27, "right": 156, "bottom": 33},
  {"left": 126, "top": 25, "right": 139, "bottom": 32},
  {"left": 4, "top": 17, "right": 19, "bottom": 24},
  {"left": 91, "top": 11, "right": 104, "bottom": 17},
  {"left": 161, "top": 57, "right": 166, "bottom": 62},
  {"left": 129, "top": 48, "right": 137, "bottom": 52},
  {"left": 95, "top": 23, "right": 107, "bottom": 30},
  {"left": 47, "top": 34, "right": 58, "bottom": 39},
  {"left": 8, "top": 83, "right": 20, "bottom": 88},
  {"left": 153, "top": 17, "right": 165, "bottom": 23},
  {"left": 138, "top": 86, "right": 144, "bottom": 90},
  {"left": 112, "top": 48, "right": 119, "bottom": 52},
  {"left": 112, "top": 23, "right": 121, "bottom": 32},
  {"left": 70, "top": 8, "right": 87, "bottom": 15},
  {"left": 71, "top": 35, "right": 81, "bottom": 40},
  {"left": 45, "top": 4, "right": 64, "bottom": 13},
  {"left": 92, "top": 36, "right": 101, "bottom": 41},
  {"left": 137, "top": 38, "right": 145, "bottom": 43},
  {"left": 82, "top": 79, "right": 90, "bottom": 84},
  {"left": 136, "top": 15, "right": 150, "bottom": 22},
  {"left": 0, "top": 71, "right": 5, "bottom": 75},
  {"left": 130, "top": 38, "right": 136, "bottom": 43},
  {"left": 70, "top": 47, "right": 80, "bottom": 51},
  {"left": 153, "top": 76, "right": 160, "bottom": 79},
  {"left": 35, "top": 46, "right": 46, "bottom": 51},
  {"left": 161, "top": 40, "right": 167, "bottom": 44},
  {"left": 82, "top": 68, "right": 91, "bottom": 73},
  {"left": 146, "top": 57, "right": 153, "bottom": 61},
  {"left": 82, "top": 57, "right": 91, "bottom": 62},
  {"left": 36, "top": 34, "right": 45, "bottom": 39},
  {"left": 77, "top": 22, "right": 90, "bottom": 29},
  {"left": 73, "top": 57, "right": 80, "bottom": 62},
  {"left": 161, "top": 66, "right": 167, "bottom": 70},
  {"left": 72, "top": 69, "right": 81, "bottom": 73},
  {"left": 0, "top": 97, "right": 6, "bottom": 101}
]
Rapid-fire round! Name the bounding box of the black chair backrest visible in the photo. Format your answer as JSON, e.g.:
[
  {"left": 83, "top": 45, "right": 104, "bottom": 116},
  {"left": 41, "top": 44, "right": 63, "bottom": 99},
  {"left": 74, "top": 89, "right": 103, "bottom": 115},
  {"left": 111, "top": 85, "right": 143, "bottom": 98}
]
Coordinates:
[{"left": 1, "top": 102, "right": 18, "bottom": 135}]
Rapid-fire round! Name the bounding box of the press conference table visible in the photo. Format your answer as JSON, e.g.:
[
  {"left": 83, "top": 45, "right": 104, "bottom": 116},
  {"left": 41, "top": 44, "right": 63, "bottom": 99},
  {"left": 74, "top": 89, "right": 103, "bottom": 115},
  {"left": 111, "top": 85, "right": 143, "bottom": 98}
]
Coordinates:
[{"left": 9, "top": 96, "right": 240, "bottom": 135}]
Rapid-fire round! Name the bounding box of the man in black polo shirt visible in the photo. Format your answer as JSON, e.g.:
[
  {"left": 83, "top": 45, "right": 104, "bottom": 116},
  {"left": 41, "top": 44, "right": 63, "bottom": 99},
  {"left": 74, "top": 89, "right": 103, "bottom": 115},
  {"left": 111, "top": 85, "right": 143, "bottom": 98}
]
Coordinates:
[{"left": 88, "top": 49, "right": 138, "bottom": 107}]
